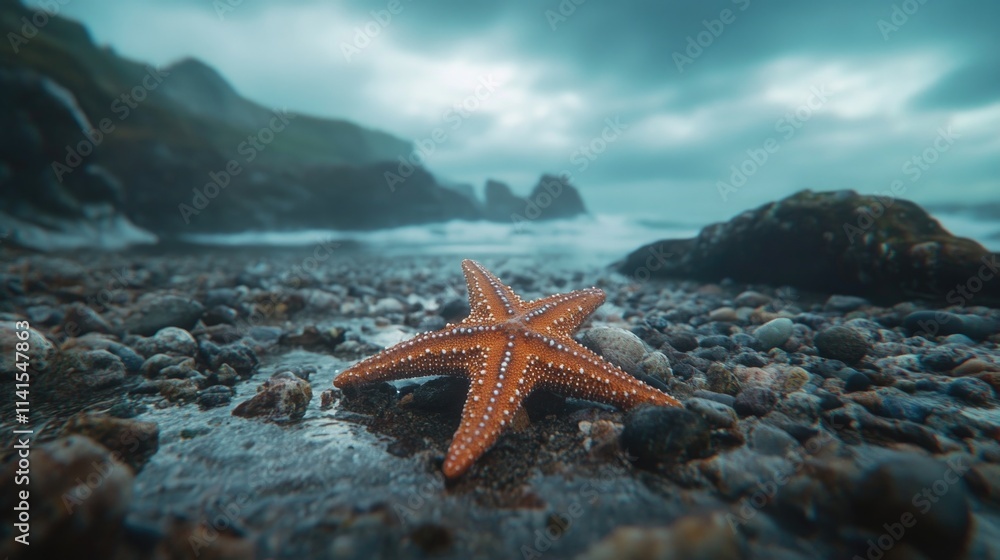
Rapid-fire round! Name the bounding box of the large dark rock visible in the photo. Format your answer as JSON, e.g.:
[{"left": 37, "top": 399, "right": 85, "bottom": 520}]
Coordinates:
[
  {"left": 0, "top": 67, "right": 156, "bottom": 251},
  {"left": 616, "top": 190, "right": 1000, "bottom": 305}
]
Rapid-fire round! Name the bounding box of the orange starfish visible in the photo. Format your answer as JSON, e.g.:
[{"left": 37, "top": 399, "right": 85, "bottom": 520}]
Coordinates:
[{"left": 333, "top": 259, "right": 681, "bottom": 478}]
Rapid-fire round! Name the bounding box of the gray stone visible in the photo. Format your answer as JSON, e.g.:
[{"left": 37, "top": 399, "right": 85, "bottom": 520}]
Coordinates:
[{"left": 754, "top": 318, "right": 794, "bottom": 350}]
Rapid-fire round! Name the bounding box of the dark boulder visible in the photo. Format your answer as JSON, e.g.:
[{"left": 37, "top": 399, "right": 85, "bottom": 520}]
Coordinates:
[{"left": 616, "top": 190, "right": 999, "bottom": 305}]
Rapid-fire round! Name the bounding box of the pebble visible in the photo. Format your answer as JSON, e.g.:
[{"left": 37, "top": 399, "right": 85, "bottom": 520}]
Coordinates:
[
  {"left": 948, "top": 378, "right": 994, "bottom": 405},
  {"left": 579, "top": 513, "right": 741, "bottom": 560},
  {"left": 372, "top": 297, "right": 406, "bottom": 315},
  {"left": 708, "top": 306, "right": 738, "bottom": 322},
  {"left": 685, "top": 397, "right": 738, "bottom": 429},
  {"left": 621, "top": 406, "right": 711, "bottom": 466},
  {"left": 878, "top": 395, "right": 932, "bottom": 423},
  {"left": 844, "top": 371, "right": 872, "bottom": 393},
  {"left": 0, "top": 324, "right": 56, "bottom": 374},
  {"left": 60, "top": 350, "right": 128, "bottom": 391},
  {"left": 106, "top": 343, "right": 144, "bottom": 373},
  {"left": 903, "top": 310, "right": 1000, "bottom": 340},
  {"left": 753, "top": 318, "right": 794, "bottom": 350},
  {"left": 735, "top": 290, "right": 772, "bottom": 308},
  {"left": 438, "top": 299, "right": 470, "bottom": 321},
  {"left": 202, "top": 305, "right": 239, "bottom": 325},
  {"left": 944, "top": 333, "right": 977, "bottom": 346},
  {"left": 579, "top": 326, "right": 648, "bottom": 374},
  {"left": 699, "top": 335, "right": 734, "bottom": 350},
  {"left": 58, "top": 413, "right": 159, "bottom": 471},
  {"left": 417, "top": 315, "right": 447, "bottom": 331},
  {"left": 578, "top": 419, "right": 623, "bottom": 456},
  {"left": 706, "top": 363, "right": 741, "bottom": 396},
  {"left": 122, "top": 294, "right": 205, "bottom": 336},
  {"left": 733, "top": 387, "right": 778, "bottom": 417},
  {"left": 232, "top": 371, "right": 313, "bottom": 423},
  {"left": 0, "top": 436, "right": 134, "bottom": 557},
  {"left": 921, "top": 346, "right": 972, "bottom": 372},
  {"left": 823, "top": 294, "right": 870, "bottom": 313},
  {"left": 408, "top": 376, "right": 467, "bottom": 414},
  {"left": 209, "top": 343, "right": 259, "bottom": 377},
  {"left": 61, "top": 302, "right": 112, "bottom": 335},
  {"left": 750, "top": 423, "right": 800, "bottom": 457},
  {"left": 154, "top": 378, "right": 200, "bottom": 403},
  {"left": 150, "top": 326, "right": 197, "bottom": 356},
  {"left": 693, "top": 346, "right": 728, "bottom": 362},
  {"left": 733, "top": 351, "right": 767, "bottom": 367},
  {"left": 665, "top": 332, "right": 699, "bottom": 352},
  {"left": 952, "top": 358, "right": 996, "bottom": 376},
  {"left": 639, "top": 351, "right": 673, "bottom": 381},
  {"left": 814, "top": 326, "right": 871, "bottom": 366},
  {"left": 197, "top": 385, "right": 235, "bottom": 409},
  {"left": 779, "top": 366, "right": 810, "bottom": 393},
  {"left": 140, "top": 354, "right": 193, "bottom": 379}
]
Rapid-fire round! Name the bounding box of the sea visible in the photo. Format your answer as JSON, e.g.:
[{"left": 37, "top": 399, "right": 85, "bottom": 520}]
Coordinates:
[{"left": 178, "top": 210, "right": 1000, "bottom": 261}]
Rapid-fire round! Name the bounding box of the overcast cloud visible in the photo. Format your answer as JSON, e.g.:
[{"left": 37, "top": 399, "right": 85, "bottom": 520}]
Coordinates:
[{"left": 33, "top": 0, "right": 1000, "bottom": 222}]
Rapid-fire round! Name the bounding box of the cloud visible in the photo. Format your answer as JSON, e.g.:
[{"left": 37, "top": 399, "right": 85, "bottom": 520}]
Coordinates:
[{"left": 31, "top": 0, "right": 1000, "bottom": 219}]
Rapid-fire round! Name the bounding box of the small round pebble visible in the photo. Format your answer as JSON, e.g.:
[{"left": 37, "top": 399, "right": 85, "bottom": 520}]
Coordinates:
[
  {"left": 580, "top": 326, "right": 648, "bottom": 373},
  {"left": 733, "top": 386, "right": 778, "bottom": 417},
  {"left": 844, "top": 371, "right": 872, "bottom": 393},
  {"left": 232, "top": 371, "right": 313, "bottom": 423},
  {"left": 814, "top": 326, "right": 870, "bottom": 366},
  {"left": 684, "top": 398, "right": 738, "bottom": 429},
  {"left": 753, "top": 318, "right": 793, "bottom": 350},
  {"left": 198, "top": 385, "right": 235, "bottom": 409},
  {"left": 621, "top": 406, "right": 711, "bottom": 466}
]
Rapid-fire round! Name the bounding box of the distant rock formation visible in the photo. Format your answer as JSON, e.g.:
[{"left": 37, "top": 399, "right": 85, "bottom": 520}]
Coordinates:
[
  {"left": 616, "top": 190, "right": 1000, "bottom": 305},
  {"left": 0, "top": 1, "right": 588, "bottom": 249},
  {"left": 0, "top": 68, "right": 156, "bottom": 250},
  {"left": 482, "top": 175, "right": 588, "bottom": 224}
]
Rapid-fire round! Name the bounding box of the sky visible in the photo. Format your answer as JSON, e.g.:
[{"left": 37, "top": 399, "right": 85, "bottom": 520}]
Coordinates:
[{"left": 33, "top": 0, "right": 1000, "bottom": 223}]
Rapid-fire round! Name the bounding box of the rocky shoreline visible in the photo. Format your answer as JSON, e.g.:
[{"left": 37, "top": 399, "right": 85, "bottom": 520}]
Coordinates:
[{"left": 1, "top": 245, "right": 998, "bottom": 559}]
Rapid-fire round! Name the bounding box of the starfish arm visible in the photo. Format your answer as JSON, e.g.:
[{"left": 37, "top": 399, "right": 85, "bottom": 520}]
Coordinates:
[
  {"left": 443, "top": 330, "right": 528, "bottom": 478},
  {"left": 333, "top": 328, "right": 488, "bottom": 388},
  {"left": 461, "top": 260, "right": 523, "bottom": 322},
  {"left": 522, "top": 288, "right": 607, "bottom": 338},
  {"left": 524, "top": 336, "right": 681, "bottom": 409}
]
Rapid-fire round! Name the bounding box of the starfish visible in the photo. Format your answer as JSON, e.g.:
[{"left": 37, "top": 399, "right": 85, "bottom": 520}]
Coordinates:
[{"left": 333, "top": 259, "right": 681, "bottom": 478}]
